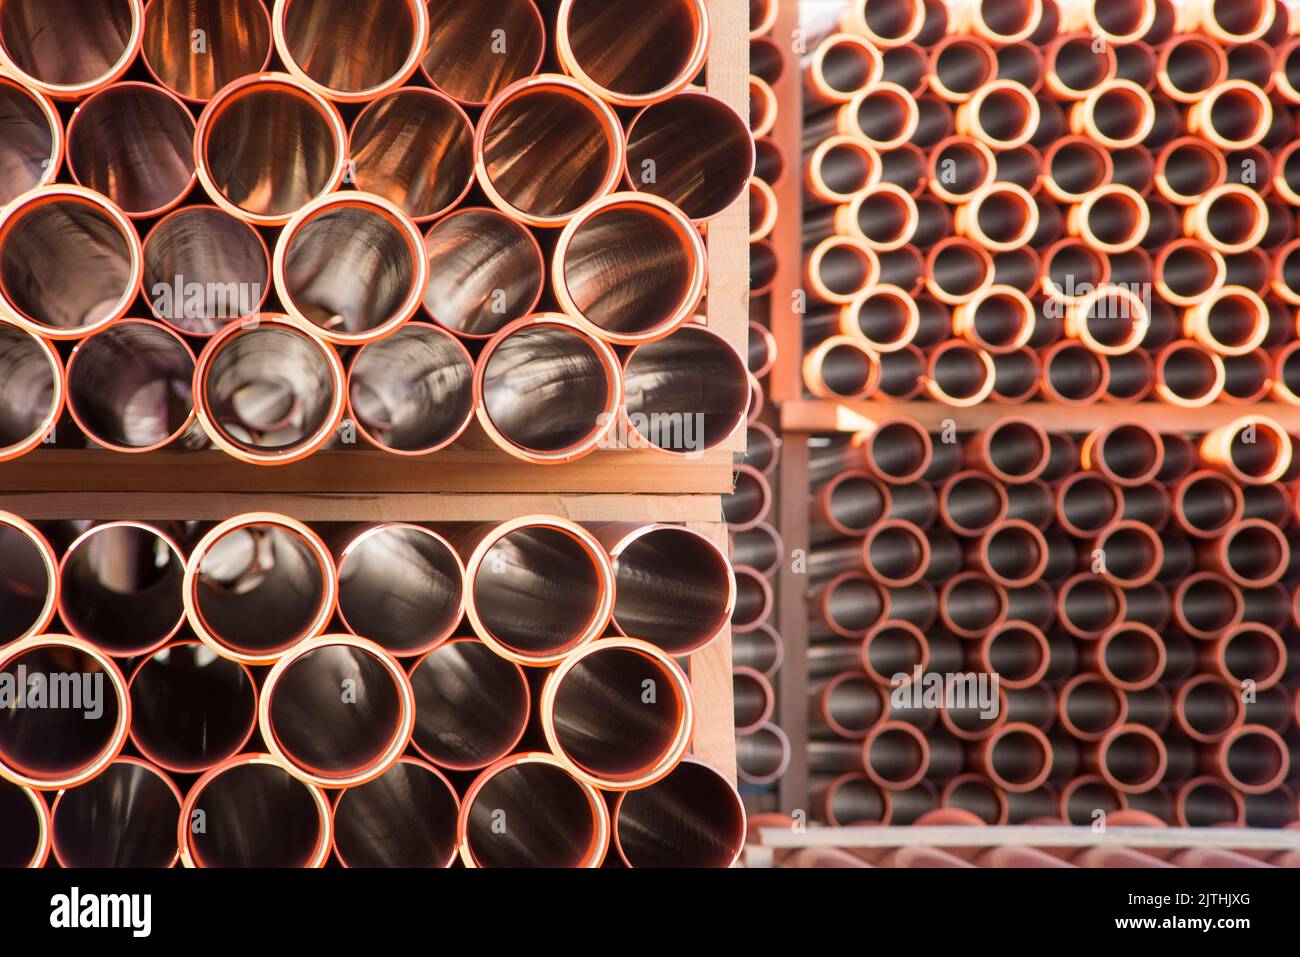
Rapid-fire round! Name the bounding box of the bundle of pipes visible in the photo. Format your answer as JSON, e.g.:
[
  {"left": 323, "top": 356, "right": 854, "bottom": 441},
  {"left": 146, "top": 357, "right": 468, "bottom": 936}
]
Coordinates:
[
  {"left": 799, "top": 0, "right": 1300, "bottom": 408},
  {"left": 0, "top": 511, "right": 745, "bottom": 867},
  {"left": 0, "top": 0, "right": 753, "bottom": 465},
  {"left": 803, "top": 415, "right": 1300, "bottom": 829},
  {"left": 726, "top": 462, "right": 792, "bottom": 788},
  {"left": 729, "top": 5, "right": 790, "bottom": 800}
]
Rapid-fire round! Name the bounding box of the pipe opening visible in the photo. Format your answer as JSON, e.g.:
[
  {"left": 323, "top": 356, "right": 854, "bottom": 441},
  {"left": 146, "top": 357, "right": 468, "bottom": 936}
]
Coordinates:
[
  {"left": 348, "top": 325, "right": 474, "bottom": 454},
  {"left": 961, "top": 288, "right": 1030, "bottom": 351},
  {"left": 930, "top": 342, "right": 993, "bottom": 402},
  {"left": 190, "top": 520, "right": 331, "bottom": 660},
  {"left": 1176, "top": 473, "right": 1240, "bottom": 535},
  {"left": 971, "top": 86, "right": 1035, "bottom": 145},
  {"left": 615, "top": 758, "right": 743, "bottom": 868},
  {"left": 1063, "top": 779, "right": 1123, "bottom": 824},
  {"left": 68, "top": 322, "right": 195, "bottom": 451},
  {"left": 624, "top": 325, "right": 747, "bottom": 453},
  {"left": 479, "top": 80, "right": 620, "bottom": 222},
  {"left": 1228, "top": 421, "right": 1288, "bottom": 481},
  {"left": 853, "top": 0, "right": 922, "bottom": 43},
  {"left": 410, "top": 640, "right": 529, "bottom": 770},
  {"left": 736, "top": 723, "right": 790, "bottom": 784},
  {"left": 561, "top": 0, "right": 703, "bottom": 101},
  {"left": 1160, "top": 140, "right": 1223, "bottom": 200},
  {"left": 1050, "top": 36, "right": 1111, "bottom": 94},
  {"left": 1158, "top": 343, "right": 1221, "bottom": 403},
  {"left": 974, "top": 188, "right": 1033, "bottom": 246},
  {"left": 421, "top": 209, "right": 542, "bottom": 338},
  {"left": 824, "top": 575, "right": 886, "bottom": 635},
  {"left": 0, "top": 0, "right": 137, "bottom": 92},
  {"left": 0, "top": 192, "right": 137, "bottom": 335},
  {"left": 991, "top": 350, "right": 1038, "bottom": 401},
  {"left": 723, "top": 468, "right": 769, "bottom": 528},
  {"left": 338, "top": 526, "right": 462, "bottom": 655},
  {"left": 853, "top": 85, "right": 914, "bottom": 145},
  {"left": 1177, "top": 574, "right": 1241, "bottom": 634},
  {"left": 733, "top": 668, "right": 772, "bottom": 731},
  {"left": 1223, "top": 728, "right": 1287, "bottom": 791},
  {"left": 1097, "top": 522, "right": 1160, "bottom": 583},
  {"left": 185, "top": 759, "right": 327, "bottom": 867},
  {"left": 267, "top": 640, "right": 408, "bottom": 780},
  {"left": 1180, "top": 678, "right": 1241, "bottom": 739},
  {"left": 1101, "top": 625, "right": 1163, "bottom": 687},
  {"left": 198, "top": 324, "right": 341, "bottom": 460},
  {"left": 349, "top": 90, "right": 474, "bottom": 222},
  {"left": 815, "top": 241, "right": 876, "bottom": 300},
  {"left": 986, "top": 624, "right": 1046, "bottom": 684},
  {"left": 1159, "top": 243, "right": 1221, "bottom": 301},
  {"left": 848, "top": 286, "right": 917, "bottom": 346},
  {"left": 1044, "top": 343, "right": 1106, "bottom": 402},
  {"left": 1221, "top": 626, "right": 1285, "bottom": 686},
  {"left": 612, "top": 526, "right": 732, "bottom": 654},
  {"left": 943, "top": 575, "right": 1006, "bottom": 634},
  {"left": 143, "top": 207, "right": 268, "bottom": 334},
  {"left": 1101, "top": 728, "right": 1165, "bottom": 790},
  {"left": 827, "top": 775, "right": 888, "bottom": 824},
  {"left": 943, "top": 472, "right": 1005, "bottom": 534},
  {"left": 819, "top": 37, "right": 880, "bottom": 95},
  {"left": 68, "top": 84, "right": 195, "bottom": 217},
  {"left": 868, "top": 421, "right": 931, "bottom": 482},
  {"left": 0, "top": 518, "right": 54, "bottom": 645},
  {"left": 1061, "top": 576, "right": 1122, "bottom": 635},
  {"left": 61, "top": 523, "right": 184, "bottom": 655},
  {"left": 1180, "top": 779, "right": 1241, "bottom": 827},
  {"left": 142, "top": 0, "right": 271, "bottom": 102},
  {"left": 199, "top": 78, "right": 343, "bottom": 222},
  {"left": 279, "top": 197, "right": 422, "bottom": 341},
  {"left": 0, "top": 325, "right": 60, "bottom": 457},
  {"left": 129, "top": 642, "right": 256, "bottom": 772},
  {"left": 0, "top": 778, "right": 43, "bottom": 867},
  {"left": 983, "top": 522, "right": 1044, "bottom": 583},
  {"left": 732, "top": 566, "right": 771, "bottom": 630},
  {"left": 478, "top": 321, "right": 617, "bottom": 457},
  {"left": 0, "top": 642, "right": 124, "bottom": 783},
  {"left": 559, "top": 197, "right": 700, "bottom": 342},
  {"left": 1045, "top": 241, "right": 1108, "bottom": 296},
  {"left": 930, "top": 240, "right": 990, "bottom": 300},
  {"left": 808, "top": 339, "right": 878, "bottom": 399},
  {"left": 933, "top": 38, "right": 995, "bottom": 98},
  {"left": 463, "top": 757, "right": 605, "bottom": 867},
  {"left": 277, "top": 0, "right": 423, "bottom": 97},
  {"left": 1223, "top": 524, "right": 1287, "bottom": 584},
  {"left": 864, "top": 622, "right": 925, "bottom": 681},
  {"left": 1048, "top": 139, "right": 1109, "bottom": 198},
  {"left": 52, "top": 760, "right": 178, "bottom": 867},
  {"left": 853, "top": 188, "right": 914, "bottom": 247},
  {"left": 1206, "top": 86, "right": 1267, "bottom": 145},
  {"left": 422, "top": 0, "right": 544, "bottom": 105},
  {"left": 333, "top": 759, "right": 458, "bottom": 867},
  {"left": 932, "top": 139, "right": 992, "bottom": 200},
  {"left": 866, "top": 523, "right": 927, "bottom": 584},
  {"left": 549, "top": 644, "right": 688, "bottom": 783},
  {"left": 1163, "top": 37, "right": 1224, "bottom": 97},
  {"left": 472, "top": 523, "right": 607, "bottom": 661},
  {"left": 988, "top": 726, "right": 1048, "bottom": 788},
  {"left": 1061, "top": 678, "right": 1125, "bottom": 737},
  {"left": 0, "top": 79, "right": 58, "bottom": 205},
  {"left": 866, "top": 724, "right": 927, "bottom": 786},
  {"left": 1092, "top": 424, "right": 1160, "bottom": 483},
  {"left": 825, "top": 675, "right": 884, "bottom": 736}
]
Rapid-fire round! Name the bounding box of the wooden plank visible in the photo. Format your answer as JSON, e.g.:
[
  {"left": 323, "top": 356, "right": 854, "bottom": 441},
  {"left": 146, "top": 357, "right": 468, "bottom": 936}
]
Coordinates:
[
  {"left": 766, "top": 0, "right": 804, "bottom": 403},
  {"left": 706, "top": 0, "right": 751, "bottom": 453},
  {"left": 781, "top": 399, "right": 1300, "bottom": 434},
  {"left": 775, "top": 432, "right": 810, "bottom": 814},
  {"left": 687, "top": 519, "right": 738, "bottom": 782},
  {"left": 753, "top": 825, "right": 1300, "bottom": 851},
  {"left": 0, "top": 447, "right": 735, "bottom": 494},
  {"left": 0, "top": 491, "right": 726, "bottom": 524}
]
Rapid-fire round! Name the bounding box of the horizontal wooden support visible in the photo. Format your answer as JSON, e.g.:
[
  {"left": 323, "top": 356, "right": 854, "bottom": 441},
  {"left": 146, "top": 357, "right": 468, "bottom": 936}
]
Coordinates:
[
  {"left": 0, "top": 448, "right": 736, "bottom": 495},
  {"left": 753, "top": 825, "right": 1300, "bottom": 851},
  {"left": 0, "top": 491, "right": 726, "bottom": 524},
  {"left": 781, "top": 400, "right": 1300, "bottom": 434}
]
